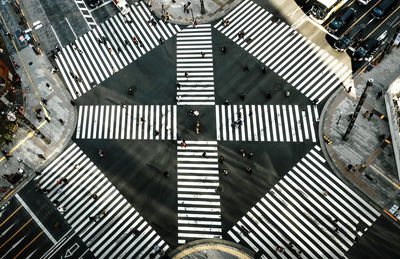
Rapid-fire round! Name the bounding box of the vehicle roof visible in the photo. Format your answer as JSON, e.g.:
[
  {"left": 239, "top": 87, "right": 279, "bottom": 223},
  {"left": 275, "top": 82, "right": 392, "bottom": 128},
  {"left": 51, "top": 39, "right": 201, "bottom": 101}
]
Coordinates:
[{"left": 315, "top": 0, "right": 341, "bottom": 7}]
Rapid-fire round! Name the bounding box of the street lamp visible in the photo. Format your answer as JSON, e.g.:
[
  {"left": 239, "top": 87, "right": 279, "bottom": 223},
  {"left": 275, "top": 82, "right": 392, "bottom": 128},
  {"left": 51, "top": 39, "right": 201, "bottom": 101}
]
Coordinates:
[{"left": 342, "top": 78, "right": 373, "bottom": 141}]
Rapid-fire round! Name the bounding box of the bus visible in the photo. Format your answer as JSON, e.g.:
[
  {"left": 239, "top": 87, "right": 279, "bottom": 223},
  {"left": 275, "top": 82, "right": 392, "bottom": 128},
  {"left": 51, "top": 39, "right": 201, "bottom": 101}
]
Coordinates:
[{"left": 311, "top": 0, "right": 350, "bottom": 24}]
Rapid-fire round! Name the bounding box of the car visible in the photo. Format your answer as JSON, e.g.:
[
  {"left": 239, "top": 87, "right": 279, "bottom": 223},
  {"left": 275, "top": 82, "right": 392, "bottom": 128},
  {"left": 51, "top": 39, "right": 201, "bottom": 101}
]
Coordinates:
[
  {"left": 352, "top": 37, "right": 380, "bottom": 61},
  {"left": 334, "top": 25, "right": 363, "bottom": 51},
  {"left": 113, "top": 0, "right": 130, "bottom": 15},
  {"left": 357, "top": 0, "right": 373, "bottom": 5},
  {"left": 328, "top": 8, "right": 356, "bottom": 33},
  {"left": 85, "top": 0, "right": 101, "bottom": 8},
  {"left": 371, "top": 0, "right": 397, "bottom": 19}
]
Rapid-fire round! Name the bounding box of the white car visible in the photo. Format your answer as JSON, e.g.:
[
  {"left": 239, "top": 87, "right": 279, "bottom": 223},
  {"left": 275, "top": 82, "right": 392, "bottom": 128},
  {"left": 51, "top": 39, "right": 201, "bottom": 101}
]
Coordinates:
[
  {"left": 113, "top": 0, "right": 130, "bottom": 16},
  {"left": 357, "top": 0, "right": 372, "bottom": 5}
]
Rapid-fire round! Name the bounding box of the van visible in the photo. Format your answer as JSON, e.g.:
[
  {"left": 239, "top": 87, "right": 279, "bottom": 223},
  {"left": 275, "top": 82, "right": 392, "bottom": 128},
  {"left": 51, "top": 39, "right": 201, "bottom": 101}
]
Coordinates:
[
  {"left": 328, "top": 8, "right": 356, "bottom": 33},
  {"left": 371, "top": 0, "right": 397, "bottom": 19},
  {"left": 334, "top": 25, "right": 363, "bottom": 51}
]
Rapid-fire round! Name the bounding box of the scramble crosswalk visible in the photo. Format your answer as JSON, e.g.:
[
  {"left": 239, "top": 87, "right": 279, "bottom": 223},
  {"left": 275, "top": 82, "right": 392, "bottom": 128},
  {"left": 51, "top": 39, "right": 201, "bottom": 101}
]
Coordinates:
[
  {"left": 216, "top": 104, "right": 318, "bottom": 142},
  {"left": 75, "top": 105, "right": 177, "bottom": 140},
  {"left": 214, "top": 0, "right": 352, "bottom": 103},
  {"left": 176, "top": 24, "right": 215, "bottom": 105},
  {"left": 56, "top": 1, "right": 181, "bottom": 100},
  {"left": 228, "top": 145, "right": 380, "bottom": 259},
  {"left": 177, "top": 141, "right": 222, "bottom": 244},
  {"left": 35, "top": 143, "right": 169, "bottom": 258}
]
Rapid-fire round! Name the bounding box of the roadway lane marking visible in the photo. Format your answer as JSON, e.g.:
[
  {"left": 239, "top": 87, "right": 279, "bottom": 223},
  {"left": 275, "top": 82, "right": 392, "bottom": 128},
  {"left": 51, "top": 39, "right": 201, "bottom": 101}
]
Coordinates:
[
  {"left": 14, "top": 231, "right": 43, "bottom": 259},
  {"left": 15, "top": 194, "right": 57, "bottom": 244},
  {"left": 0, "top": 205, "right": 22, "bottom": 228},
  {"left": 362, "top": 5, "right": 400, "bottom": 41}
]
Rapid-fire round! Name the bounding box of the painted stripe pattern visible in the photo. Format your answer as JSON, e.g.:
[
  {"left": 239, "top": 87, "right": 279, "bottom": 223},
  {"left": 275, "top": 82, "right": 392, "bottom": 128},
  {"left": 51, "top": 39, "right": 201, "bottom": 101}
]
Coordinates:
[
  {"left": 176, "top": 24, "right": 215, "bottom": 105},
  {"left": 216, "top": 104, "right": 318, "bottom": 142},
  {"left": 75, "top": 105, "right": 177, "bottom": 140},
  {"left": 74, "top": 0, "right": 97, "bottom": 29},
  {"left": 177, "top": 141, "right": 222, "bottom": 244},
  {"left": 56, "top": 2, "right": 181, "bottom": 99},
  {"left": 35, "top": 143, "right": 169, "bottom": 258},
  {"left": 228, "top": 146, "right": 380, "bottom": 258},
  {"left": 214, "top": 0, "right": 352, "bottom": 103}
]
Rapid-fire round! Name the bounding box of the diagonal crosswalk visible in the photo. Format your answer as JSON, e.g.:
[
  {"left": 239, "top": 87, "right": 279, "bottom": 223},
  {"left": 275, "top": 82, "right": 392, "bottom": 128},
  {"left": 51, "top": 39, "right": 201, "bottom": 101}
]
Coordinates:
[
  {"left": 176, "top": 24, "right": 215, "bottom": 105},
  {"left": 216, "top": 104, "right": 318, "bottom": 142},
  {"left": 75, "top": 105, "right": 177, "bottom": 140},
  {"left": 228, "top": 145, "right": 380, "bottom": 259},
  {"left": 214, "top": 0, "right": 352, "bottom": 103},
  {"left": 56, "top": 2, "right": 181, "bottom": 99},
  {"left": 35, "top": 143, "right": 169, "bottom": 258},
  {"left": 176, "top": 140, "right": 222, "bottom": 244}
]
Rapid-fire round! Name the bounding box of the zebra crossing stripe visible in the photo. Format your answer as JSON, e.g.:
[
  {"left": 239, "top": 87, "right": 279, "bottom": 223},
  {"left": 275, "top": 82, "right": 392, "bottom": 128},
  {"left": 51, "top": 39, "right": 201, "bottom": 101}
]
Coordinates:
[
  {"left": 57, "top": 4, "right": 181, "bottom": 99},
  {"left": 176, "top": 141, "right": 222, "bottom": 244},
  {"left": 176, "top": 24, "right": 215, "bottom": 105},
  {"left": 74, "top": 0, "right": 97, "bottom": 30},
  {"left": 214, "top": 0, "right": 353, "bottom": 103},
  {"left": 75, "top": 105, "right": 178, "bottom": 140},
  {"left": 35, "top": 143, "right": 169, "bottom": 258},
  {"left": 228, "top": 145, "right": 380, "bottom": 258}
]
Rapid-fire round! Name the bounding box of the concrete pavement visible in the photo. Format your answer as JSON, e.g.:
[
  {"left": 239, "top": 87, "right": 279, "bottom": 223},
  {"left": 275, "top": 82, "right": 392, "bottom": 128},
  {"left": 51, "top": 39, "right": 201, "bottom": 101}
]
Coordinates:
[{"left": 320, "top": 45, "right": 400, "bottom": 225}]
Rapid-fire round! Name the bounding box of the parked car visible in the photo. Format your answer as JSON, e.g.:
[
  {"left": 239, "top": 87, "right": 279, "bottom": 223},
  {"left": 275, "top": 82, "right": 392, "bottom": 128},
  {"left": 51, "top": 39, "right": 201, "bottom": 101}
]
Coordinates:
[
  {"left": 371, "top": 0, "right": 397, "bottom": 19},
  {"left": 328, "top": 8, "right": 356, "bottom": 33},
  {"left": 334, "top": 25, "right": 363, "bottom": 51},
  {"left": 85, "top": 0, "right": 101, "bottom": 8},
  {"left": 352, "top": 37, "right": 380, "bottom": 61}
]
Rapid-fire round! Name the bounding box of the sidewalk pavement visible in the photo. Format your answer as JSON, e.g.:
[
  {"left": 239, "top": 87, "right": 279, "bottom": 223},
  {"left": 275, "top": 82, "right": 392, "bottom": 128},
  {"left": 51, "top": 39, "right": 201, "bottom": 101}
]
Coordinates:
[
  {"left": 0, "top": 4, "right": 75, "bottom": 199},
  {"left": 320, "top": 46, "right": 400, "bottom": 224}
]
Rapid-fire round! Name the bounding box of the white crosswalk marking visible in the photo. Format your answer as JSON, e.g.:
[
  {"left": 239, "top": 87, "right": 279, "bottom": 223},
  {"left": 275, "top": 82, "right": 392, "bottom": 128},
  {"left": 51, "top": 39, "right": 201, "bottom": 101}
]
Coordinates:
[
  {"left": 76, "top": 105, "right": 177, "bottom": 140},
  {"left": 176, "top": 24, "right": 215, "bottom": 105},
  {"left": 177, "top": 141, "right": 222, "bottom": 244},
  {"left": 74, "top": 0, "right": 97, "bottom": 30},
  {"left": 228, "top": 145, "right": 380, "bottom": 258},
  {"left": 214, "top": 0, "right": 353, "bottom": 103},
  {"left": 216, "top": 105, "right": 318, "bottom": 142},
  {"left": 56, "top": 2, "right": 181, "bottom": 99},
  {"left": 35, "top": 143, "right": 169, "bottom": 258}
]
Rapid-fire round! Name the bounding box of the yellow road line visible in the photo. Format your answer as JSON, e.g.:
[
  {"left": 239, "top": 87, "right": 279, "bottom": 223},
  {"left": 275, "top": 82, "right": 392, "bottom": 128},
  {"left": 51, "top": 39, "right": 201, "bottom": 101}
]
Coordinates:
[
  {"left": 0, "top": 11, "right": 50, "bottom": 119},
  {"left": 0, "top": 205, "right": 22, "bottom": 228},
  {"left": 340, "top": 0, "right": 382, "bottom": 37},
  {"left": 13, "top": 231, "right": 43, "bottom": 259},
  {"left": 362, "top": 5, "right": 400, "bottom": 41},
  {"left": 0, "top": 120, "right": 47, "bottom": 163},
  {"left": 0, "top": 218, "right": 33, "bottom": 250}
]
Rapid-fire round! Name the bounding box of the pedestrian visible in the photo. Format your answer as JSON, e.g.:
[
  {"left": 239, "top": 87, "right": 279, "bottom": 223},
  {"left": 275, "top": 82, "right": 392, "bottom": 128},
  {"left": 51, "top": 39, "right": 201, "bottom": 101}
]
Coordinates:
[
  {"left": 59, "top": 119, "right": 64, "bottom": 125},
  {"left": 288, "top": 242, "right": 294, "bottom": 248},
  {"left": 181, "top": 141, "right": 186, "bottom": 147},
  {"left": 222, "top": 169, "right": 229, "bottom": 175},
  {"left": 323, "top": 190, "right": 328, "bottom": 196},
  {"left": 201, "top": 51, "right": 205, "bottom": 58},
  {"left": 368, "top": 112, "right": 373, "bottom": 121},
  {"left": 53, "top": 199, "right": 60, "bottom": 205},
  {"left": 38, "top": 153, "right": 46, "bottom": 160},
  {"left": 243, "top": 64, "right": 249, "bottom": 72},
  {"left": 185, "top": 72, "right": 189, "bottom": 78},
  {"left": 61, "top": 177, "right": 68, "bottom": 183},
  {"left": 262, "top": 65, "right": 266, "bottom": 74},
  {"left": 245, "top": 167, "right": 253, "bottom": 174},
  {"left": 266, "top": 92, "right": 272, "bottom": 99},
  {"left": 91, "top": 194, "right": 98, "bottom": 200},
  {"left": 121, "top": 103, "right": 126, "bottom": 108},
  {"left": 275, "top": 246, "right": 284, "bottom": 253},
  {"left": 195, "top": 121, "right": 200, "bottom": 134},
  {"left": 45, "top": 82, "right": 51, "bottom": 88},
  {"left": 109, "top": 48, "right": 113, "bottom": 55},
  {"left": 239, "top": 149, "right": 245, "bottom": 157},
  {"left": 221, "top": 46, "right": 226, "bottom": 54},
  {"left": 183, "top": 3, "right": 186, "bottom": 13},
  {"left": 193, "top": 110, "right": 199, "bottom": 117},
  {"left": 112, "top": 67, "right": 117, "bottom": 74},
  {"left": 240, "top": 93, "right": 246, "bottom": 101},
  {"left": 51, "top": 66, "right": 59, "bottom": 73},
  {"left": 376, "top": 91, "right": 383, "bottom": 99},
  {"left": 133, "top": 37, "right": 138, "bottom": 45},
  {"left": 41, "top": 98, "right": 48, "bottom": 105},
  {"left": 98, "top": 38, "right": 103, "bottom": 44},
  {"left": 202, "top": 152, "right": 207, "bottom": 158},
  {"left": 353, "top": 164, "right": 358, "bottom": 171},
  {"left": 218, "top": 155, "right": 224, "bottom": 164},
  {"left": 98, "top": 149, "right": 105, "bottom": 157},
  {"left": 128, "top": 88, "right": 134, "bottom": 95},
  {"left": 347, "top": 164, "right": 353, "bottom": 171},
  {"left": 193, "top": 20, "right": 198, "bottom": 28},
  {"left": 363, "top": 111, "right": 369, "bottom": 118},
  {"left": 163, "top": 171, "right": 169, "bottom": 177},
  {"left": 13, "top": 62, "right": 20, "bottom": 69},
  {"left": 6, "top": 31, "right": 12, "bottom": 39},
  {"left": 140, "top": 117, "right": 145, "bottom": 124},
  {"left": 224, "top": 99, "right": 229, "bottom": 106},
  {"left": 117, "top": 46, "right": 122, "bottom": 52},
  {"left": 124, "top": 39, "right": 130, "bottom": 46},
  {"left": 155, "top": 130, "right": 160, "bottom": 136},
  {"left": 248, "top": 152, "right": 254, "bottom": 159},
  {"left": 176, "top": 82, "right": 181, "bottom": 89},
  {"left": 224, "top": 18, "right": 230, "bottom": 26},
  {"left": 159, "top": 37, "right": 165, "bottom": 44}
]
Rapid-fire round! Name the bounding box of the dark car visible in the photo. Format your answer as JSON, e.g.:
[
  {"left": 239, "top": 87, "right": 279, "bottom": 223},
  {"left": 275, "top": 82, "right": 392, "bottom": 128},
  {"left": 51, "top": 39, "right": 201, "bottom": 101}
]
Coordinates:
[
  {"left": 328, "top": 8, "right": 356, "bottom": 33},
  {"left": 334, "top": 25, "right": 363, "bottom": 51},
  {"left": 352, "top": 37, "right": 380, "bottom": 61},
  {"left": 371, "top": 0, "right": 397, "bottom": 19},
  {"left": 85, "top": 0, "right": 101, "bottom": 8}
]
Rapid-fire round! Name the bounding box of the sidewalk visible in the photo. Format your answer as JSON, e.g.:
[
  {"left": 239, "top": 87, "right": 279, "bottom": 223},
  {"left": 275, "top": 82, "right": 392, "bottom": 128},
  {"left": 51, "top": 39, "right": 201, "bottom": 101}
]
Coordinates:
[
  {"left": 320, "top": 46, "right": 400, "bottom": 223},
  {"left": 0, "top": 3, "right": 76, "bottom": 199}
]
